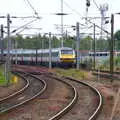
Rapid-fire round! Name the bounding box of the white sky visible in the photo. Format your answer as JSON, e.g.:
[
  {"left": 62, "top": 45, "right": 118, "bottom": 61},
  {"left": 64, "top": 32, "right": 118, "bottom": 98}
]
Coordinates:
[{"left": 0, "top": 0, "right": 120, "bottom": 37}]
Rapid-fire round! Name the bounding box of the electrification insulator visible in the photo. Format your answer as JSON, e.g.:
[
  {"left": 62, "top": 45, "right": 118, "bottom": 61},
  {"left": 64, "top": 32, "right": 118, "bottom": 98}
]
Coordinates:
[{"left": 86, "top": 0, "right": 90, "bottom": 7}]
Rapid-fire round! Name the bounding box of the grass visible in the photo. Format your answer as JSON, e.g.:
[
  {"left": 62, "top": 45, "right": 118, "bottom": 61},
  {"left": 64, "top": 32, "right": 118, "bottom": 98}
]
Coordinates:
[
  {"left": 0, "top": 68, "right": 7, "bottom": 86},
  {"left": 0, "top": 66, "right": 14, "bottom": 86},
  {"left": 54, "top": 68, "right": 90, "bottom": 80}
]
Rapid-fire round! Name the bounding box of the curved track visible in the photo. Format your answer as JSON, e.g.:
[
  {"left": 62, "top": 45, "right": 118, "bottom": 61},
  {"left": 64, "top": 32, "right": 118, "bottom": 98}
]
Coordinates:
[
  {"left": 0, "top": 72, "right": 29, "bottom": 102},
  {"left": 44, "top": 73, "right": 102, "bottom": 120},
  {"left": 3, "top": 65, "right": 103, "bottom": 120},
  {"left": 0, "top": 72, "right": 46, "bottom": 114},
  {"left": 39, "top": 73, "right": 78, "bottom": 120}
]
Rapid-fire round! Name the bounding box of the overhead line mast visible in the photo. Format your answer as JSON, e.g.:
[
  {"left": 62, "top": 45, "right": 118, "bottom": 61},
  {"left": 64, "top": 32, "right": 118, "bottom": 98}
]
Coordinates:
[{"left": 61, "top": 0, "right": 64, "bottom": 48}]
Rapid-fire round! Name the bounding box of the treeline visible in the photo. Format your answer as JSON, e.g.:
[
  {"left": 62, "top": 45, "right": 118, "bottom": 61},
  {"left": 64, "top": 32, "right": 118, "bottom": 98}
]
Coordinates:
[{"left": 3, "top": 30, "right": 120, "bottom": 51}]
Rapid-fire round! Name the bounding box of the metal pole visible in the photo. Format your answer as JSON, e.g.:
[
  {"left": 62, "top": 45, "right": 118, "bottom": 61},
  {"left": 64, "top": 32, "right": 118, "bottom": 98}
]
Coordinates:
[
  {"left": 110, "top": 14, "right": 114, "bottom": 79},
  {"left": 49, "top": 32, "right": 52, "bottom": 69},
  {"left": 36, "top": 34, "right": 39, "bottom": 65},
  {"left": 76, "top": 22, "right": 80, "bottom": 70},
  {"left": 0, "top": 24, "right": 7, "bottom": 83},
  {"left": 93, "top": 24, "right": 96, "bottom": 70},
  {"left": 6, "top": 14, "right": 11, "bottom": 85},
  {"left": 35, "top": 48, "right": 37, "bottom": 65},
  {"left": 15, "top": 39, "right": 18, "bottom": 65},
  {"left": 0, "top": 24, "right": 4, "bottom": 61},
  {"left": 61, "top": 0, "right": 63, "bottom": 47},
  {"left": 101, "top": 12, "right": 103, "bottom": 40}
]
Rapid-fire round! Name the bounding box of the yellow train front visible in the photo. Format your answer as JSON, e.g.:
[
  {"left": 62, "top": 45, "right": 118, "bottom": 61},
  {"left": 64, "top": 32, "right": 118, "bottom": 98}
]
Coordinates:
[{"left": 59, "top": 48, "right": 76, "bottom": 67}]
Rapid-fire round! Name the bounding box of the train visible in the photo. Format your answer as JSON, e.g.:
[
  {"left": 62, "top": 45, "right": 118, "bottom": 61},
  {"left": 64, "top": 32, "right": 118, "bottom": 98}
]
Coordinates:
[
  {"left": 2, "top": 48, "right": 120, "bottom": 68},
  {"left": 2, "top": 47, "right": 76, "bottom": 67},
  {"left": 80, "top": 50, "right": 120, "bottom": 65},
  {"left": 89, "top": 51, "right": 120, "bottom": 57}
]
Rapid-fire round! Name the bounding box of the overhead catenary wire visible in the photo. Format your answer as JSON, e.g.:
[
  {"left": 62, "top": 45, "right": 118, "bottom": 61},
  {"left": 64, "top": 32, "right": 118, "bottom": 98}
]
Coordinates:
[
  {"left": 11, "top": 16, "right": 41, "bottom": 19},
  {"left": 63, "top": 0, "right": 82, "bottom": 17},
  {"left": 11, "top": 18, "right": 38, "bottom": 33},
  {"left": 54, "top": 23, "right": 90, "bottom": 29},
  {"left": 92, "top": 0, "right": 100, "bottom": 10},
  {"left": 15, "top": 27, "right": 42, "bottom": 35},
  {"left": 63, "top": 0, "right": 110, "bottom": 34},
  {"left": 24, "top": 0, "right": 41, "bottom": 19},
  {"left": 86, "top": 18, "right": 110, "bottom": 34}
]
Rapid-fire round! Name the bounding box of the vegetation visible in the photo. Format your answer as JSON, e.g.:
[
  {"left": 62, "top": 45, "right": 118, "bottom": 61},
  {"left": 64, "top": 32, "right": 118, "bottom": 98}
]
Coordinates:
[
  {"left": 0, "top": 66, "right": 14, "bottom": 86},
  {"left": 2, "top": 30, "right": 120, "bottom": 72},
  {"left": 96, "top": 56, "right": 120, "bottom": 71},
  {"left": 114, "top": 30, "right": 120, "bottom": 41},
  {"left": 0, "top": 67, "right": 6, "bottom": 85},
  {"left": 0, "top": 72, "right": 6, "bottom": 85},
  {"left": 2, "top": 33, "right": 116, "bottom": 51},
  {"left": 114, "top": 56, "right": 120, "bottom": 71},
  {"left": 1, "top": 29, "right": 119, "bottom": 51},
  {"left": 55, "top": 68, "right": 89, "bottom": 80}
]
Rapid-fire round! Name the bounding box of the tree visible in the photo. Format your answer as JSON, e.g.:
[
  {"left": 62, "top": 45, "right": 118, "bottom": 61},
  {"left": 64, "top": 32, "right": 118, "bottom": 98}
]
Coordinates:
[
  {"left": 114, "top": 30, "right": 120, "bottom": 50},
  {"left": 114, "top": 30, "right": 120, "bottom": 41},
  {"left": 84, "top": 36, "right": 92, "bottom": 41},
  {"left": 79, "top": 36, "right": 93, "bottom": 50}
]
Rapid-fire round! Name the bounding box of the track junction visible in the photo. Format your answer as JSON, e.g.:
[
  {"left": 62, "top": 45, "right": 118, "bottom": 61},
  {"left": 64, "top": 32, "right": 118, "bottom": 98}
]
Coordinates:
[{"left": 0, "top": 65, "right": 103, "bottom": 120}]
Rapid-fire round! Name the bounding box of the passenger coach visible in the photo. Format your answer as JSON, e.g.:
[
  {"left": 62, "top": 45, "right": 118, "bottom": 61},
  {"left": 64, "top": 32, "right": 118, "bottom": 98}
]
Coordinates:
[{"left": 8, "top": 47, "right": 76, "bottom": 67}]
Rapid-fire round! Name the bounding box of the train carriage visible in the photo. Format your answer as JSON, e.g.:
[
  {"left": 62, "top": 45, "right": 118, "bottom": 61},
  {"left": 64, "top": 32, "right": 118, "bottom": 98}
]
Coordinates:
[{"left": 4, "top": 47, "right": 76, "bottom": 67}]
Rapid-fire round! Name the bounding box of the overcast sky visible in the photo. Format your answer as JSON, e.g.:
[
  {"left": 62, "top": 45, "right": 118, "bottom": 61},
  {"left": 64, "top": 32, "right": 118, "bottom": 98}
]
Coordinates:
[{"left": 0, "top": 0, "right": 120, "bottom": 37}]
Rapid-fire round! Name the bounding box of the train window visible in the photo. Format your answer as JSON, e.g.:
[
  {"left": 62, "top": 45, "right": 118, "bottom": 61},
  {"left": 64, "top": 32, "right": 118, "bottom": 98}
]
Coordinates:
[
  {"left": 32, "top": 54, "right": 36, "bottom": 57},
  {"left": 105, "top": 53, "right": 107, "bottom": 56},
  {"left": 96, "top": 53, "right": 98, "bottom": 56},
  {"left": 42, "top": 53, "right": 48, "bottom": 57},
  {"left": 23, "top": 54, "right": 30, "bottom": 57},
  {"left": 89, "top": 53, "right": 94, "bottom": 56},
  {"left": 61, "top": 50, "right": 73, "bottom": 54},
  {"left": 17, "top": 54, "right": 23, "bottom": 57},
  {"left": 52, "top": 52, "right": 58, "bottom": 57},
  {"left": 31, "top": 53, "right": 35, "bottom": 57},
  {"left": 38, "top": 53, "right": 42, "bottom": 57},
  {"left": 89, "top": 52, "right": 109, "bottom": 56}
]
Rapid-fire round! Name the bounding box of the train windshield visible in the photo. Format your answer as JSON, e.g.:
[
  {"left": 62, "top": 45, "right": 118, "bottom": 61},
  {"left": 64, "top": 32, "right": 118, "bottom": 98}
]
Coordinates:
[{"left": 61, "top": 50, "right": 73, "bottom": 54}]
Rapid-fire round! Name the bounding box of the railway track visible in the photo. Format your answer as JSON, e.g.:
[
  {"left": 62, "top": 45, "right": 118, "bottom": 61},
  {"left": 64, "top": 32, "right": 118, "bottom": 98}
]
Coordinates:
[
  {"left": 0, "top": 72, "right": 29, "bottom": 102},
  {"left": 0, "top": 71, "right": 46, "bottom": 115},
  {"left": 0, "top": 66, "right": 77, "bottom": 120},
  {"left": 38, "top": 73, "right": 78, "bottom": 120},
  {"left": 44, "top": 73, "right": 102, "bottom": 120},
  {"left": 92, "top": 70, "right": 120, "bottom": 81},
  {"left": 0, "top": 65, "right": 103, "bottom": 120}
]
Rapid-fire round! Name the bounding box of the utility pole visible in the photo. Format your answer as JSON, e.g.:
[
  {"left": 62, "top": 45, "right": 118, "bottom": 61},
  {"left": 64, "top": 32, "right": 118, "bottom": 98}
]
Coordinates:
[
  {"left": 93, "top": 24, "right": 96, "bottom": 70},
  {"left": 0, "top": 24, "right": 7, "bottom": 84},
  {"left": 110, "top": 14, "right": 114, "bottom": 80},
  {"left": 36, "top": 34, "right": 40, "bottom": 65},
  {"left": 61, "top": 0, "right": 64, "bottom": 47},
  {"left": 76, "top": 22, "right": 80, "bottom": 70},
  {"left": 0, "top": 24, "right": 4, "bottom": 61},
  {"left": 6, "top": 14, "right": 11, "bottom": 85},
  {"left": 15, "top": 36, "right": 18, "bottom": 65},
  {"left": 0, "top": 24, "right": 4, "bottom": 57},
  {"left": 49, "top": 32, "right": 52, "bottom": 69}
]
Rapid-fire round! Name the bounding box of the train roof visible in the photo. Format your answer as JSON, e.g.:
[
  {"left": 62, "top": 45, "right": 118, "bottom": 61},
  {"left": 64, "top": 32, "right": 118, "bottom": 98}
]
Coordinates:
[
  {"left": 3, "top": 49, "right": 36, "bottom": 54},
  {"left": 37, "top": 47, "right": 73, "bottom": 53},
  {"left": 3, "top": 47, "right": 74, "bottom": 54}
]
